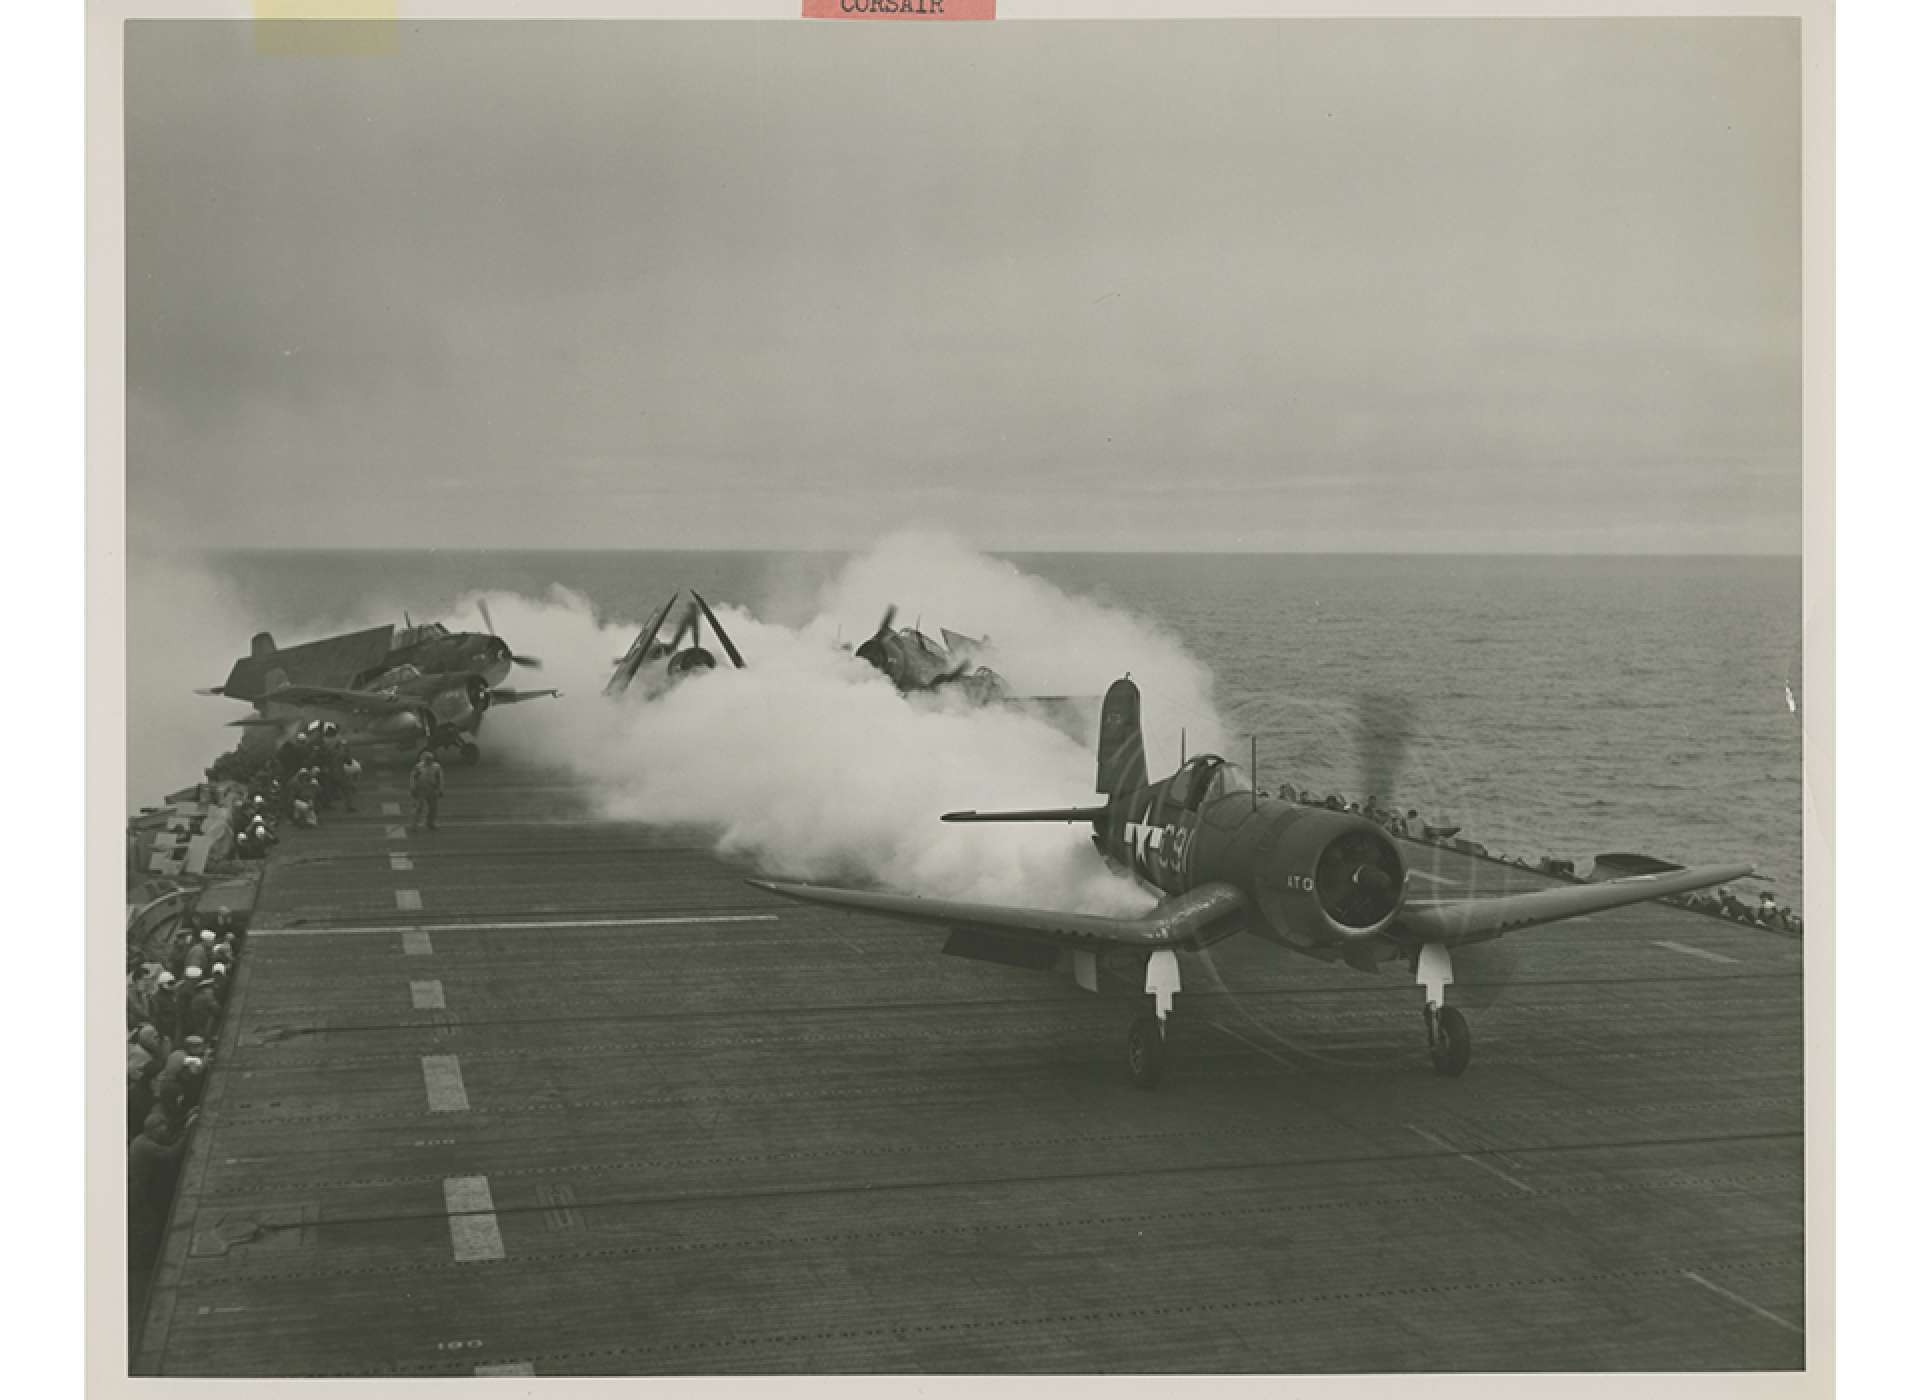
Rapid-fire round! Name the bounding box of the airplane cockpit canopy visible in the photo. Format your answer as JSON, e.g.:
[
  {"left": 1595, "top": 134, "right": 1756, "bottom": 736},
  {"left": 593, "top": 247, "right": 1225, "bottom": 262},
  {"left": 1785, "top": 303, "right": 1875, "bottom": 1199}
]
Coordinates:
[
  {"left": 1207, "top": 762, "right": 1254, "bottom": 800},
  {"left": 1165, "top": 756, "right": 1253, "bottom": 811},
  {"left": 371, "top": 663, "right": 424, "bottom": 689},
  {"left": 393, "top": 621, "right": 452, "bottom": 650}
]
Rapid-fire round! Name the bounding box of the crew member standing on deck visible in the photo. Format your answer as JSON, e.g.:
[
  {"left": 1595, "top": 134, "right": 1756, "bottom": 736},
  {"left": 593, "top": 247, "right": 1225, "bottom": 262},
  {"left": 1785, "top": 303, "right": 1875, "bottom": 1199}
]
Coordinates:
[
  {"left": 410, "top": 748, "right": 445, "bottom": 832},
  {"left": 338, "top": 749, "right": 362, "bottom": 813}
]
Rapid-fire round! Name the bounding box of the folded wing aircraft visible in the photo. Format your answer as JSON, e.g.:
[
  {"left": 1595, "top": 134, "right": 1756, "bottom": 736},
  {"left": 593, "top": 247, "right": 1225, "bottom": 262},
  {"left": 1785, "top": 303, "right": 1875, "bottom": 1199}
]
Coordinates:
[{"left": 605, "top": 590, "right": 747, "bottom": 698}]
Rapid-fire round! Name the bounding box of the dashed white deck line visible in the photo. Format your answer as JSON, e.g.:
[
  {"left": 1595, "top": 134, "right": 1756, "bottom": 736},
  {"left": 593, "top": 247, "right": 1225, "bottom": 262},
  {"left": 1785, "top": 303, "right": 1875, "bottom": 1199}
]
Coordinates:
[
  {"left": 402, "top": 930, "right": 435, "bottom": 956},
  {"left": 396, "top": 889, "right": 423, "bottom": 912},
  {"left": 1406, "top": 1124, "right": 1535, "bottom": 1194},
  {"left": 381, "top": 801, "right": 402, "bottom": 816},
  {"left": 443, "top": 1175, "right": 506, "bottom": 1262},
  {"left": 1653, "top": 940, "right": 1739, "bottom": 965},
  {"left": 385, "top": 825, "right": 408, "bottom": 840},
  {"left": 1680, "top": 1270, "right": 1804, "bottom": 1335},
  {"left": 1405, "top": 869, "right": 1460, "bottom": 887},
  {"left": 475, "top": 1362, "right": 536, "bottom": 1376},
  {"left": 390, "top": 853, "right": 414, "bottom": 872},
  {"left": 250, "top": 913, "right": 780, "bottom": 937},
  {"left": 422, "top": 1055, "right": 470, "bottom": 1112},
  {"left": 411, "top": 979, "right": 446, "bottom": 1010}
]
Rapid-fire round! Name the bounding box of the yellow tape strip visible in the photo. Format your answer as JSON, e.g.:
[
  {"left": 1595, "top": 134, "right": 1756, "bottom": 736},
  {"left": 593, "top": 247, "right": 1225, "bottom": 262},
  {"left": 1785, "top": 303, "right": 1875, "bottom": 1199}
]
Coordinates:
[{"left": 254, "top": 1, "right": 400, "bottom": 57}]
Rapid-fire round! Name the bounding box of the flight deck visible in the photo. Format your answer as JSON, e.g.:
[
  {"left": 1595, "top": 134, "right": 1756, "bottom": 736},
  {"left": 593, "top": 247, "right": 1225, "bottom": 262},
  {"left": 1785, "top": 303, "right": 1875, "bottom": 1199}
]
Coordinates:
[{"left": 134, "top": 760, "right": 1805, "bottom": 1376}]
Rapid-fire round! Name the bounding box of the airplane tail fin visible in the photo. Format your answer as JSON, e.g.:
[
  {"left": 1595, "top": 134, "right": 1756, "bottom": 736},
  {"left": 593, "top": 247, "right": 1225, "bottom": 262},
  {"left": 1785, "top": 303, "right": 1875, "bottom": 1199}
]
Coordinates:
[
  {"left": 1095, "top": 677, "right": 1149, "bottom": 796},
  {"left": 935, "top": 676, "right": 1144, "bottom": 824}
]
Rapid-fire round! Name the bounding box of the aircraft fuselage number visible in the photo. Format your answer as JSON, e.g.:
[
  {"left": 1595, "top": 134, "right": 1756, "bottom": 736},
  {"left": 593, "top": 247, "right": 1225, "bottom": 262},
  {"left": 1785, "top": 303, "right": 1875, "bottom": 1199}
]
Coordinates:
[{"left": 1123, "top": 822, "right": 1191, "bottom": 876}]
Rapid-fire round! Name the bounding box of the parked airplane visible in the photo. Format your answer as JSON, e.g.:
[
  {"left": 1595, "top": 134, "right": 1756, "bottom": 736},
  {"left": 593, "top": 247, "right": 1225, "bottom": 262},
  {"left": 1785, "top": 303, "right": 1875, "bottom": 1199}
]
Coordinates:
[
  {"left": 206, "top": 598, "right": 541, "bottom": 703},
  {"left": 229, "top": 662, "right": 558, "bottom": 763},
  {"left": 752, "top": 677, "right": 1753, "bottom": 1088},
  {"left": 605, "top": 591, "right": 747, "bottom": 698}
]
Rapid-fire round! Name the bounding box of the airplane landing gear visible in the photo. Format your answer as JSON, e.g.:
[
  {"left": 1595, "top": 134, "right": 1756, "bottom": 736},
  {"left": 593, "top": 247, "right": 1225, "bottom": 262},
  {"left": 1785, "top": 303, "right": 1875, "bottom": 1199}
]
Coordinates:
[
  {"left": 1425, "top": 1003, "right": 1471, "bottom": 1077},
  {"left": 457, "top": 740, "right": 480, "bottom": 765},
  {"left": 1126, "top": 1015, "right": 1166, "bottom": 1088},
  {"left": 1127, "top": 948, "right": 1182, "bottom": 1090},
  {"left": 1416, "top": 943, "right": 1471, "bottom": 1077}
]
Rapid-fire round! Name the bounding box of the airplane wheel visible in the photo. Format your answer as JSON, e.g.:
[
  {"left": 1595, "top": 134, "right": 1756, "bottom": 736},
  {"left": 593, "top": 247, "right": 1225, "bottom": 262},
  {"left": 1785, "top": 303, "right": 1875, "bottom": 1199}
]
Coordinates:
[
  {"left": 1429, "top": 1006, "right": 1471, "bottom": 1077},
  {"left": 1126, "top": 1015, "right": 1167, "bottom": 1090},
  {"left": 458, "top": 743, "right": 480, "bottom": 766}
]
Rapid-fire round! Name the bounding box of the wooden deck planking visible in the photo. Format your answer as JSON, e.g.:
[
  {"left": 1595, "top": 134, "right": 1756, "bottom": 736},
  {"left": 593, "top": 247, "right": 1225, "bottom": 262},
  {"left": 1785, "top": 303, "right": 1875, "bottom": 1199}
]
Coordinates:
[{"left": 137, "top": 761, "right": 1805, "bottom": 1376}]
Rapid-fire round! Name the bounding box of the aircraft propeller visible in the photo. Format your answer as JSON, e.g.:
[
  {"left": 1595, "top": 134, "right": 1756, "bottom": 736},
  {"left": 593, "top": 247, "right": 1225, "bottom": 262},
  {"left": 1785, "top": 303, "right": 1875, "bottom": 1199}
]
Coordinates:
[
  {"left": 665, "top": 595, "right": 710, "bottom": 654},
  {"left": 1351, "top": 692, "right": 1521, "bottom": 1006},
  {"left": 476, "top": 597, "right": 542, "bottom": 670}
]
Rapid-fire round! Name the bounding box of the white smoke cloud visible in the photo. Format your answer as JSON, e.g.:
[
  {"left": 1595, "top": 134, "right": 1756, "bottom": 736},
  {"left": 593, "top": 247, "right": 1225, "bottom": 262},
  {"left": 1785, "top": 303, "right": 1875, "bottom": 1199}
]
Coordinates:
[
  {"left": 125, "top": 534, "right": 1228, "bottom": 913},
  {"left": 470, "top": 533, "right": 1228, "bottom": 913},
  {"left": 125, "top": 548, "right": 262, "bottom": 810}
]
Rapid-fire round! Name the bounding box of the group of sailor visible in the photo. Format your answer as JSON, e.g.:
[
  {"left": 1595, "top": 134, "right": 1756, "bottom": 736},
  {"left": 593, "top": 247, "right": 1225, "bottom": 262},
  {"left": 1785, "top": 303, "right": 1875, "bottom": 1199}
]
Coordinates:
[
  {"left": 221, "top": 721, "right": 364, "bottom": 854},
  {"left": 1285, "top": 782, "right": 1801, "bottom": 935},
  {"left": 126, "top": 904, "right": 248, "bottom": 1267}
]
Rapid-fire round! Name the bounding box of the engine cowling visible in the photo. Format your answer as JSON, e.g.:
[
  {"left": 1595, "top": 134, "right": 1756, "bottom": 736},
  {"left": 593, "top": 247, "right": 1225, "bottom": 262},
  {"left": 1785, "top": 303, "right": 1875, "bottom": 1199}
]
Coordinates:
[
  {"left": 1250, "top": 807, "right": 1407, "bottom": 947},
  {"left": 668, "top": 646, "right": 717, "bottom": 678}
]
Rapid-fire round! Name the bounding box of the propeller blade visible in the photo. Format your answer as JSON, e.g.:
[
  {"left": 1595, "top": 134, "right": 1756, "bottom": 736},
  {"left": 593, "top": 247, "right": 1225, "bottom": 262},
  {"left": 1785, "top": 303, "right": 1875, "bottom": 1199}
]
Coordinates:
[
  {"left": 667, "top": 603, "right": 697, "bottom": 652},
  {"left": 1448, "top": 937, "right": 1523, "bottom": 1009},
  {"left": 509, "top": 653, "right": 542, "bottom": 669},
  {"left": 872, "top": 604, "right": 897, "bottom": 641},
  {"left": 477, "top": 597, "right": 497, "bottom": 638},
  {"left": 691, "top": 590, "right": 747, "bottom": 669}
]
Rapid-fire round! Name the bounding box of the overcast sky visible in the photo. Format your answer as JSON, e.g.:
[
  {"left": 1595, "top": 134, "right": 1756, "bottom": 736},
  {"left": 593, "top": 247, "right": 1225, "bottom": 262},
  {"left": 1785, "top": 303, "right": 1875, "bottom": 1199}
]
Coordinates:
[{"left": 125, "top": 19, "right": 1800, "bottom": 553}]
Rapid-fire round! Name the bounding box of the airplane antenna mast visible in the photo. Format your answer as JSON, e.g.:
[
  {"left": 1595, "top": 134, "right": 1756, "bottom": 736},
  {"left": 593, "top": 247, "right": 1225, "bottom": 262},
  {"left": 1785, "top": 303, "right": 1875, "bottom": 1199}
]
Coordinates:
[
  {"left": 1180, "top": 727, "right": 1187, "bottom": 765},
  {"left": 1251, "top": 736, "right": 1258, "bottom": 807}
]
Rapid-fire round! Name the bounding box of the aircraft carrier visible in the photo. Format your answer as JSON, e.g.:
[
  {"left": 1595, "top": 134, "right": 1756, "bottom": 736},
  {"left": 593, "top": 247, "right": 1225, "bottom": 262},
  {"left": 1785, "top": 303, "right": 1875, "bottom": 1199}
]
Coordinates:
[{"left": 133, "top": 759, "right": 1805, "bottom": 1376}]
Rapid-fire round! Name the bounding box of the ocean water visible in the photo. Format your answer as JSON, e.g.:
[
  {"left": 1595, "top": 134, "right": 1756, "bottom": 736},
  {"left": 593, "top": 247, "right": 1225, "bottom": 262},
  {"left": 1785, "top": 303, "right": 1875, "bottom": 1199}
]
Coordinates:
[{"left": 206, "top": 549, "right": 1804, "bottom": 908}]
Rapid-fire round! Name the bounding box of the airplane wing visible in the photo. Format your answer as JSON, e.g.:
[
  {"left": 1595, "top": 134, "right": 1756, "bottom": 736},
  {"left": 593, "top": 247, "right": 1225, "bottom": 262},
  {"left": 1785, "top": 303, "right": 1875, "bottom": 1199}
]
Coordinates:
[
  {"left": 487, "top": 687, "right": 561, "bottom": 706},
  {"left": 258, "top": 683, "right": 418, "bottom": 716},
  {"left": 606, "top": 594, "right": 678, "bottom": 697},
  {"left": 690, "top": 590, "right": 747, "bottom": 669},
  {"left": 1390, "top": 862, "right": 1755, "bottom": 947},
  {"left": 747, "top": 878, "right": 1249, "bottom": 951}
]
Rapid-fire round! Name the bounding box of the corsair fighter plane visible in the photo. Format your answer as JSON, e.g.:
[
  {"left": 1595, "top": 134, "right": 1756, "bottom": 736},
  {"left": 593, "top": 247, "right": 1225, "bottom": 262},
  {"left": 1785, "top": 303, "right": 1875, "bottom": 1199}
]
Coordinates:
[{"left": 753, "top": 678, "right": 1753, "bottom": 1088}]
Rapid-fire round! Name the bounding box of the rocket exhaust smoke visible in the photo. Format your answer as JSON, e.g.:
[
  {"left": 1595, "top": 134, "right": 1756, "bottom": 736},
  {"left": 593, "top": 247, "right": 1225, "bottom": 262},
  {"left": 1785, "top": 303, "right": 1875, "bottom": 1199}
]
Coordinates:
[{"left": 477, "top": 534, "right": 1229, "bottom": 913}]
